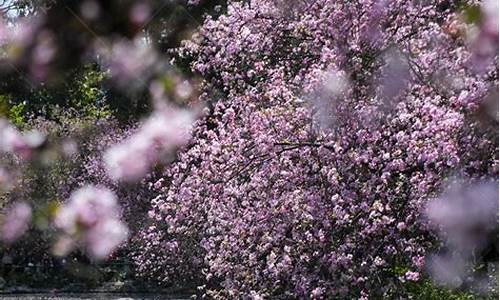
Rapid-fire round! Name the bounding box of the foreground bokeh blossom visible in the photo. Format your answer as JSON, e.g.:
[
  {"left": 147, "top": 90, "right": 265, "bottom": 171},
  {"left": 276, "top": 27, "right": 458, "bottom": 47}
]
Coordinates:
[
  {"left": 96, "top": 38, "right": 162, "bottom": 89},
  {"left": 0, "top": 119, "right": 28, "bottom": 155},
  {"left": 1, "top": 201, "right": 32, "bottom": 244},
  {"left": 0, "top": 118, "right": 45, "bottom": 159},
  {"left": 467, "top": 0, "right": 499, "bottom": 73},
  {"left": 426, "top": 179, "right": 499, "bottom": 290},
  {"left": 426, "top": 180, "right": 498, "bottom": 252},
  {"left": 54, "top": 185, "right": 128, "bottom": 260},
  {"left": 104, "top": 106, "right": 194, "bottom": 182},
  {"left": 0, "top": 167, "right": 12, "bottom": 190}
]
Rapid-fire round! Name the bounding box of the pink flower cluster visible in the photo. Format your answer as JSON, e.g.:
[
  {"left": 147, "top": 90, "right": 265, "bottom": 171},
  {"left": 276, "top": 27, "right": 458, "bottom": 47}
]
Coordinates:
[
  {"left": 1, "top": 201, "right": 32, "bottom": 244},
  {"left": 426, "top": 179, "right": 498, "bottom": 289},
  {"left": 96, "top": 38, "right": 162, "bottom": 89},
  {"left": 54, "top": 185, "right": 128, "bottom": 260},
  {"left": 104, "top": 106, "right": 194, "bottom": 182},
  {"left": 0, "top": 118, "right": 45, "bottom": 160}
]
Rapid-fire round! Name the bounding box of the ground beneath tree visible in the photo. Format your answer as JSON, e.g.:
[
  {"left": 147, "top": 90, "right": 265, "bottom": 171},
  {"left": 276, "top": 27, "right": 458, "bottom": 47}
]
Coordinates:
[{"left": 0, "top": 293, "right": 189, "bottom": 299}]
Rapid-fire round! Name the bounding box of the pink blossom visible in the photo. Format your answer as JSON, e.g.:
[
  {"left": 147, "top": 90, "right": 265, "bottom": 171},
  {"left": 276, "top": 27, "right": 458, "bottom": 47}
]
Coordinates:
[
  {"left": 84, "top": 219, "right": 129, "bottom": 260},
  {"left": 97, "top": 38, "right": 160, "bottom": 87},
  {"left": 0, "top": 119, "right": 45, "bottom": 159},
  {"left": 54, "top": 186, "right": 128, "bottom": 260},
  {"left": 481, "top": 0, "right": 499, "bottom": 38},
  {"left": 104, "top": 106, "right": 194, "bottom": 182},
  {"left": 0, "top": 168, "right": 13, "bottom": 190},
  {"left": 425, "top": 179, "right": 498, "bottom": 288},
  {"left": 426, "top": 180, "right": 498, "bottom": 252},
  {"left": 129, "top": 2, "right": 151, "bottom": 25},
  {"left": 396, "top": 222, "right": 406, "bottom": 231},
  {"left": 1, "top": 202, "right": 32, "bottom": 244},
  {"left": 405, "top": 271, "right": 420, "bottom": 282},
  {"left": 0, "top": 119, "right": 28, "bottom": 155}
]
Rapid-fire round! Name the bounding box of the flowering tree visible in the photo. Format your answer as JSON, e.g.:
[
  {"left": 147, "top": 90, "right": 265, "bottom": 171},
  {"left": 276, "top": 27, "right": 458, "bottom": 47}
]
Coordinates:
[
  {"left": 0, "top": 0, "right": 497, "bottom": 298},
  {"left": 134, "top": 0, "right": 498, "bottom": 298}
]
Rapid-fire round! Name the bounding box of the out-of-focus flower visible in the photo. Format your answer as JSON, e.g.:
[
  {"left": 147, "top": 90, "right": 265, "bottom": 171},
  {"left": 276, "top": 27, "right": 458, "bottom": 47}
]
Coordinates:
[
  {"left": 80, "top": 0, "right": 101, "bottom": 21},
  {"left": 129, "top": 2, "right": 151, "bottom": 25},
  {"left": 97, "top": 38, "right": 161, "bottom": 88},
  {"left": 466, "top": 0, "right": 499, "bottom": 74},
  {"left": 427, "top": 254, "right": 468, "bottom": 288},
  {"left": 52, "top": 235, "right": 76, "bottom": 257},
  {"left": 0, "top": 168, "right": 13, "bottom": 191},
  {"left": 307, "top": 68, "right": 350, "bottom": 129},
  {"left": 104, "top": 106, "right": 194, "bottom": 182},
  {"left": 425, "top": 179, "right": 498, "bottom": 289},
  {"left": 0, "top": 118, "right": 45, "bottom": 160},
  {"left": 54, "top": 186, "right": 128, "bottom": 260},
  {"left": 426, "top": 179, "right": 498, "bottom": 252},
  {"left": 481, "top": 0, "right": 499, "bottom": 38},
  {"left": 1, "top": 202, "right": 32, "bottom": 244},
  {"left": 29, "top": 30, "right": 57, "bottom": 82},
  {"left": 379, "top": 48, "right": 410, "bottom": 102},
  {"left": 0, "top": 119, "right": 27, "bottom": 153},
  {"left": 85, "top": 218, "right": 129, "bottom": 259}
]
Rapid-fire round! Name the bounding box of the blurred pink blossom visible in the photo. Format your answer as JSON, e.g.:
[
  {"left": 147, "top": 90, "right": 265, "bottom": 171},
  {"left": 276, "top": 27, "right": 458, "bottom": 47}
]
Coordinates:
[
  {"left": 97, "top": 38, "right": 160, "bottom": 87},
  {"left": 54, "top": 186, "right": 128, "bottom": 260},
  {"left": 425, "top": 179, "right": 498, "bottom": 288},
  {"left": 1, "top": 202, "right": 32, "bottom": 244},
  {"left": 85, "top": 219, "right": 129, "bottom": 259},
  {"left": 129, "top": 2, "right": 151, "bottom": 25},
  {"left": 0, "top": 118, "right": 45, "bottom": 159},
  {"left": 427, "top": 254, "right": 468, "bottom": 288},
  {"left": 0, "top": 167, "right": 13, "bottom": 190},
  {"left": 481, "top": 0, "right": 499, "bottom": 38},
  {"left": 104, "top": 106, "right": 194, "bottom": 182},
  {"left": 426, "top": 180, "right": 498, "bottom": 252},
  {"left": 80, "top": 0, "right": 101, "bottom": 21},
  {"left": 467, "top": 0, "right": 499, "bottom": 73},
  {"left": 0, "top": 119, "right": 28, "bottom": 154}
]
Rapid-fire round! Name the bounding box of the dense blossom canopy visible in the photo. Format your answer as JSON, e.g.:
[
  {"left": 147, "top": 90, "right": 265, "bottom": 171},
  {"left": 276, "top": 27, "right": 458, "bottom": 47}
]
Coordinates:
[{"left": 133, "top": 0, "right": 498, "bottom": 298}]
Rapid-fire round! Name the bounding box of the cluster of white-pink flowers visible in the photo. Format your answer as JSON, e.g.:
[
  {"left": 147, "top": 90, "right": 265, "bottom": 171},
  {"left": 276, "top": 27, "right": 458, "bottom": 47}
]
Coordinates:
[
  {"left": 53, "top": 185, "right": 128, "bottom": 260},
  {"left": 104, "top": 105, "right": 194, "bottom": 182}
]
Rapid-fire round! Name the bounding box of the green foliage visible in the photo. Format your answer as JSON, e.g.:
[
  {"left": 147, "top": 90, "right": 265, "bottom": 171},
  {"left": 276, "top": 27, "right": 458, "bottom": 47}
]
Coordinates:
[
  {"left": 462, "top": 4, "right": 482, "bottom": 24},
  {"left": 0, "top": 94, "right": 8, "bottom": 117},
  {"left": 67, "top": 66, "right": 111, "bottom": 120},
  {"left": 405, "top": 279, "right": 496, "bottom": 300},
  {"left": 0, "top": 64, "right": 115, "bottom": 123},
  {"left": 0, "top": 94, "right": 26, "bottom": 127},
  {"left": 8, "top": 103, "right": 26, "bottom": 127},
  {"left": 386, "top": 264, "right": 498, "bottom": 300}
]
